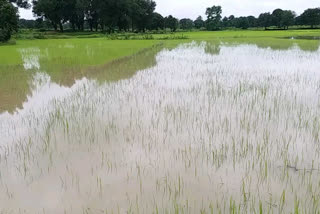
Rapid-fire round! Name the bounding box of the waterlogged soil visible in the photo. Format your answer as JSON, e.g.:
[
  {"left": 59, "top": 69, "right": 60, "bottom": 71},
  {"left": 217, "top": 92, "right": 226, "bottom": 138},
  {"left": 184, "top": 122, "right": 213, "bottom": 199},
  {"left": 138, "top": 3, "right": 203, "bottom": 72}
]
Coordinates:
[{"left": 1, "top": 40, "right": 320, "bottom": 213}]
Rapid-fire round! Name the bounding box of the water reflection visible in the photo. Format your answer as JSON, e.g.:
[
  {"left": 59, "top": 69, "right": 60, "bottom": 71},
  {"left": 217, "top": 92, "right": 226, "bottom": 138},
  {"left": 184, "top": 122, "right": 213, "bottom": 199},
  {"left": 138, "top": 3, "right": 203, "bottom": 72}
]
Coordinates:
[
  {"left": 1, "top": 42, "right": 320, "bottom": 213},
  {"left": 205, "top": 42, "right": 221, "bottom": 55},
  {"left": 19, "top": 48, "right": 41, "bottom": 70},
  {"left": 0, "top": 66, "right": 32, "bottom": 112},
  {"left": 0, "top": 44, "right": 163, "bottom": 113},
  {"left": 1, "top": 38, "right": 320, "bottom": 114},
  {"left": 220, "top": 37, "right": 320, "bottom": 52}
]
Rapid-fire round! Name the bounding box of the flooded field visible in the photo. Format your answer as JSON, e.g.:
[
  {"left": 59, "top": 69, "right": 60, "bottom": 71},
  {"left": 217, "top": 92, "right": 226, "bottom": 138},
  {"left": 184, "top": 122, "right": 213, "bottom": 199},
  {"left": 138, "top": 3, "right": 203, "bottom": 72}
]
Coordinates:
[{"left": 1, "top": 39, "right": 320, "bottom": 213}]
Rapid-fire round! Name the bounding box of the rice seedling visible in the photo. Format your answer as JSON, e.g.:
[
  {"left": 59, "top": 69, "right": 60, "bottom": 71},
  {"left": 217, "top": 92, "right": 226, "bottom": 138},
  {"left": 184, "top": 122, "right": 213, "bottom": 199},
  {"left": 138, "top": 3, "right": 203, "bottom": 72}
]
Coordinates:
[{"left": 0, "top": 37, "right": 320, "bottom": 213}]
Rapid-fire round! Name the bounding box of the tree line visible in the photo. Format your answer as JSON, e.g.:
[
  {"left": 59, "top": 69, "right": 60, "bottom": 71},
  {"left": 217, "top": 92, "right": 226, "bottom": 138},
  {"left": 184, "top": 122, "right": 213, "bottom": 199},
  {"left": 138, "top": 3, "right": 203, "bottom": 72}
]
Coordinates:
[
  {"left": 195, "top": 6, "right": 320, "bottom": 30},
  {"left": 1, "top": 0, "right": 320, "bottom": 42}
]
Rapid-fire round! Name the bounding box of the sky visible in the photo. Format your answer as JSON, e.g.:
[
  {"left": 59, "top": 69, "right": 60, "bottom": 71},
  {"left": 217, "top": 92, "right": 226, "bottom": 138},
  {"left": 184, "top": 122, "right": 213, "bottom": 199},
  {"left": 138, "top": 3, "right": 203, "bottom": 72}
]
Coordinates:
[{"left": 19, "top": 0, "right": 320, "bottom": 20}]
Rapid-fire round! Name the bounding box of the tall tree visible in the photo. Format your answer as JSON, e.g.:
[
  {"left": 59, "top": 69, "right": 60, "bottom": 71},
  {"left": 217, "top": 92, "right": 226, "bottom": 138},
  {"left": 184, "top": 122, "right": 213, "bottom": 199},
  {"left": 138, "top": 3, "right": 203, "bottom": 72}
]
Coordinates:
[
  {"left": 221, "top": 16, "right": 228, "bottom": 28},
  {"left": 271, "top": 9, "right": 295, "bottom": 29},
  {"left": 205, "top": 5, "right": 222, "bottom": 31},
  {"left": 281, "top": 10, "right": 295, "bottom": 29},
  {"left": 227, "top": 15, "right": 235, "bottom": 27},
  {"left": 194, "top": 16, "right": 204, "bottom": 29},
  {"left": 179, "top": 18, "right": 194, "bottom": 30},
  {"left": 128, "top": 0, "right": 156, "bottom": 32},
  {"left": 247, "top": 16, "right": 257, "bottom": 28},
  {"left": 299, "top": 8, "right": 320, "bottom": 28},
  {"left": 32, "top": 0, "right": 157, "bottom": 32},
  {"left": 235, "top": 17, "right": 249, "bottom": 29},
  {"left": 0, "top": 0, "right": 18, "bottom": 41},
  {"left": 69, "top": 0, "right": 88, "bottom": 31},
  {"left": 137, "top": 0, "right": 156, "bottom": 32},
  {"left": 33, "top": 0, "right": 68, "bottom": 31},
  {"left": 272, "top": 9, "right": 284, "bottom": 28},
  {"left": 0, "top": 0, "right": 29, "bottom": 42},
  {"left": 86, "top": 0, "right": 100, "bottom": 31},
  {"left": 164, "top": 15, "right": 178, "bottom": 32},
  {"left": 148, "top": 12, "right": 164, "bottom": 30},
  {"left": 98, "top": 0, "right": 128, "bottom": 32},
  {"left": 258, "top": 12, "right": 272, "bottom": 30}
]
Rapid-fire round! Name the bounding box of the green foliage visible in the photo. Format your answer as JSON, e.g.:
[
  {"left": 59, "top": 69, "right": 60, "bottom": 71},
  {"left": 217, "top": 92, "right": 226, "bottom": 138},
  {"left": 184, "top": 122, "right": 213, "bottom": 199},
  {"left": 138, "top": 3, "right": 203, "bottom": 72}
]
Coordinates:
[
  {"left": 148, "top": 12, "right": 164, "bottom": 30},
  {"left": 271, "top": 9, "right": 296, "bottom": 29},
  {"left": 194, "top": 16, "right": 205, "bottom": 29},
  {"left": 179, "top": 18, "right": 194, "bottom": 30},
  {"left": 2, "top": 0, "right": 320, "bottom": 38},
  {"left": 9, "top": 0, "right": 30, "bottom": 8},
  {"left": 0, "top": 0, "right": 18, "bottom": 42},
  {"left": 205, "top": 5, "right": 222, "bottom": 31},
  {"left": 299, "top": 8, "right": 320, "bottom": 28},
  {"left": 220, "top": 9, "right": 295, "bottom": 30},
  {"left": 258, "top": 13, "right": 272, "bottom": 29},
  {"left": 282, "top": 10, "right": 296, "bottom": 29},
  {"left": 32, "top": 0, "right": 158, "bottom": 32},
  {"left": 235, "top": 17, "right": 250, "bottom": 29},
  {"left": 164, "top": 15, "right": 179, "bottom": 32},
  {"left": 32, "top": 0, "right": 71, "bottom": 32}
]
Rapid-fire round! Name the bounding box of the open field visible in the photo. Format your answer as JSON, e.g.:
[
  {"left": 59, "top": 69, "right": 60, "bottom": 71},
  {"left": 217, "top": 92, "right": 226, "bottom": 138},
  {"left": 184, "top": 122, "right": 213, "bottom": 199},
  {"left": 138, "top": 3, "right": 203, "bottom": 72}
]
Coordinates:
[{"left": 1, "top": 30, "right": 320, "bottom": 213}]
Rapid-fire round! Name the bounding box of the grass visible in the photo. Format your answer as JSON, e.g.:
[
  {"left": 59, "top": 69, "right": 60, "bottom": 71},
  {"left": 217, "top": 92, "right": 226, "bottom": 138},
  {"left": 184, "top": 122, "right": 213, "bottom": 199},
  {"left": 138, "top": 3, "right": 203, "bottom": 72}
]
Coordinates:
[
  {"left": 2, "top": 29, "right": 320, "bottom": 64},
  {"left": 0, "top": 38, "right": 159, "bottom": 66},
  {"left": 13, "top": 28, "right": 320, "bottom": 40}
]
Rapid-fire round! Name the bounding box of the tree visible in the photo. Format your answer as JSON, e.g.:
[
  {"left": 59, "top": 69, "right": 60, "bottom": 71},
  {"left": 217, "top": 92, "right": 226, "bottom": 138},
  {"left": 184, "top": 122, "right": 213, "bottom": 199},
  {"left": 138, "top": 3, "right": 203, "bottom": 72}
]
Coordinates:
[
  {"left": 205, "top": 5, "right": 222, "bottom": 31},
  {"left": 0, "top": 0, "right": 18, "bottom": 41},
  {"left": 9, "top": 0, "right": 29, "bottom": 8},
  {"left": 258, "top": 12, "right": 272, "bottom": 30},
  {"left": 128, "top": 0, "right": 156, "bottom": 32},
  {"left": 295, "top": 15, "right": 303, "bottom": 26},
  {"left": 271, "top": 9, "right": 295, "bottom": 29},
  {"left": 235, "top": 17, "right": 249, "bottom": 29},
  {"left": 136, "top": 0, "right": 156, "bottom": 32},
  {"left": 98, "top": 0, "right": 129, "bottom": 32},
  {"left": 32, "top": 0, "right": 157, "bottom": 32},
  {"left": 272, "top": 9, "right": 284, "bottom": 28},
  {"left": 19, "top": 18, "right": 35, "bottom": 28},
  {"left": 0, "top": 0, "right": 30, "bottom": 42},
  {"left": 164, "top": 15, "right": 178, "bottom": 32},
  {"left": 222, "top": 16, "right": 228, "bottom": 28},
  {"left": 68, "top": 0, "right": 88, "bottom": 31},
  {"left": 300, "top": 8, "right": 320, "bottom": 28},
  {"left": 247, "top": 16, "right": 257, "bottom": 28},
  {"left": 33, "top": 0, "right": 68, "bottom": 31},
  {"left": 227, "top": 15, "right": 235, "bottom": 27},
  {"left": 194, "top": 16, "right": 204, "bottom": 29},
  {"left": 282, "top": 10, "right": 295, "bottom": 29},
  {"left": 179, "top": 18, "right": 194, "bottom": 30},
  {"left": 148, "top": 12, "right": 164, "bottom": 30}
]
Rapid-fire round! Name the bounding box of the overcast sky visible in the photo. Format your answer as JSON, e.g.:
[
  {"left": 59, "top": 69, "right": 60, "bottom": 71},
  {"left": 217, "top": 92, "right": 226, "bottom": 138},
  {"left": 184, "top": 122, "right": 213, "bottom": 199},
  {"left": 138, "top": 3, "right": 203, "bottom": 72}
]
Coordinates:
[{"left": 19, "top": 0, "right": 320, "bottom": 20}]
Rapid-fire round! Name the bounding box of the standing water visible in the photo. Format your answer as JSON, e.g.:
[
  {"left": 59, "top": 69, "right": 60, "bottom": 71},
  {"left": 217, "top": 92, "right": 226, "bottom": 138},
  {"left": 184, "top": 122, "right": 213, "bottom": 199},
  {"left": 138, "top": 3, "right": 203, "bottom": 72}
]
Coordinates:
[{"left": 1, "top": 41, "right": 320, "bottom": 213}]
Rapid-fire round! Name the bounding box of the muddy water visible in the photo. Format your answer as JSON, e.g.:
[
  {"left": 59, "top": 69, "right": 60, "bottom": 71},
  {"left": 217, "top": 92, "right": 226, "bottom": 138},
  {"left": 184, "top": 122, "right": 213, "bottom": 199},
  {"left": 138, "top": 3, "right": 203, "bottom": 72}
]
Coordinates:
[{"left": 1, "top": 41, "right": 320, "bottom": 213}]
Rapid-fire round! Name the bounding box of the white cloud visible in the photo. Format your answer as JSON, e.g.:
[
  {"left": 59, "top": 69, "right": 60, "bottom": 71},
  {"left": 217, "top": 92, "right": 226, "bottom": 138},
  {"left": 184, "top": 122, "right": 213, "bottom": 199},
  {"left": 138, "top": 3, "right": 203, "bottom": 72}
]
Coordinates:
[
  {"left": 19, "top": 0, "right": 320, "bottom": 20},
  {"left": 19, "top": 8, "right": 34, "bottom": 19}
]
